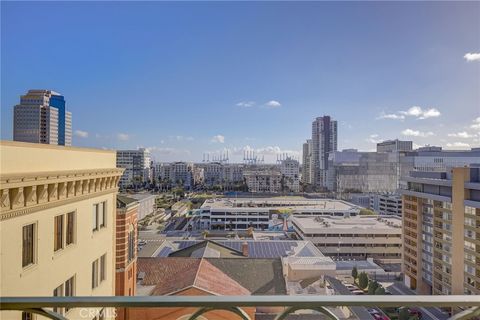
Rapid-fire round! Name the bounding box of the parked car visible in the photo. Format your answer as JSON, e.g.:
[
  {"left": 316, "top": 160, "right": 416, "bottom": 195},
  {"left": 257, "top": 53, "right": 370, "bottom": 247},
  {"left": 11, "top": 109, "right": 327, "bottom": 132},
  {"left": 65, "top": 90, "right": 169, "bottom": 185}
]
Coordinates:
[
  {"left": 409, "top": 308, "right": 423, "bottom": 319},
  {"left": 351, "top": 289, "right": 364, "bottom": 295}
]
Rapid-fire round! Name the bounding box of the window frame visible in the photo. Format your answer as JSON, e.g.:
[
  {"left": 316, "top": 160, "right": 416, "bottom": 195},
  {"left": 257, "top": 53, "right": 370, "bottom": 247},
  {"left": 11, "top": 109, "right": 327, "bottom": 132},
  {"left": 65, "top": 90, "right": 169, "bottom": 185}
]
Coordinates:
[
  {"left": 22, "top": 222, "right": 37, "bottom": 268},
  {"left": 54, "top": 214, "right": 65, "bottom": 252}
]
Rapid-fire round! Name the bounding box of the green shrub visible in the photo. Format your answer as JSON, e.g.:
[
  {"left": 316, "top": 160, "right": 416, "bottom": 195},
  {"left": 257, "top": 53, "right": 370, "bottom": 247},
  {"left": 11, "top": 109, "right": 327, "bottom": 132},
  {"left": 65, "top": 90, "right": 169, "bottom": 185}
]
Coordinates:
[{"left": 358, "top": 272, "right": 369, "bottom": 290}]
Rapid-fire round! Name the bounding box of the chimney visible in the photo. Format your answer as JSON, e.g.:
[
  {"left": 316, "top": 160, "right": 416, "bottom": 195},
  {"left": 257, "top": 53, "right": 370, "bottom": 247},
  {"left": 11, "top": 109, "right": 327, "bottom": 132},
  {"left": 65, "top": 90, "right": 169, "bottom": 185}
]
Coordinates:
[{"left": 241, "top": 241, "right": 249, "bottom": 257}]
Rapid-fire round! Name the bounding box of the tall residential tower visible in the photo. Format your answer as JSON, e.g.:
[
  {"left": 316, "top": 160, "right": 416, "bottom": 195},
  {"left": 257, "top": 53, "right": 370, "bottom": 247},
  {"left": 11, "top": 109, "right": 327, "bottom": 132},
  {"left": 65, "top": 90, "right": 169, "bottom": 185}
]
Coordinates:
[
  {"left": 311, "top": 116, "right": 337, "bottom": 189},
  {"left": 13, "top": 90, "right": 72, "bottom": 146}
]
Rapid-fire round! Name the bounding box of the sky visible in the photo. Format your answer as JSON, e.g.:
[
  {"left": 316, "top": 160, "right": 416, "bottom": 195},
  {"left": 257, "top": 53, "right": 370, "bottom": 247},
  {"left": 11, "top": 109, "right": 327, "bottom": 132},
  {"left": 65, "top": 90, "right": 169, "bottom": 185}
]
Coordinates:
[{"left": 1, "top": 1, "right": 479, "bottom": 163}]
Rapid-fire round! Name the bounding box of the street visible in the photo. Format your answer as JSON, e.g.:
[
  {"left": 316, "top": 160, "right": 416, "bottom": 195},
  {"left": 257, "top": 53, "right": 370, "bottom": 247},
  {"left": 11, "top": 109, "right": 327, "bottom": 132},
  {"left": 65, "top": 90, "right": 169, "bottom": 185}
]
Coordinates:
[{"left": 387, "top": 283, "right": 449, "bottom": 320}]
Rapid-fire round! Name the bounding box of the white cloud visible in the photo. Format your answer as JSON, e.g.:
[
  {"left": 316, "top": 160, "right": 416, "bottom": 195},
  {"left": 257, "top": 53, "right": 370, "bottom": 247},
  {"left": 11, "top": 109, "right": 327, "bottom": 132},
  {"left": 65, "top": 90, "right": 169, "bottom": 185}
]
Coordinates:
[
  {"left": 400, "top": 106, "right": 441, "bottom": 119},
  {"left": 236, "top": 101, "right": 256, "bottom": 108},
  {"left": 170, "top": 135, "right": 194, "bottom": 141},
  {"left": 379, "top": 106, "right": 441, "bottom": 121},
  {"left": 211, "top": 135, "right": 225, "bottom": 143},
  {"left": 446, "top": 142, "right": 471, "bottom": 148},
  {"left": 366, "top": 134, "right": 383, "bottom": 144},
  {"left": 377, "top": 113, "right": 405, "bottom": 120},
  {"left": 471, "top": 117, "right": 480, "bottom": 130},
  {"left": 74, "top": 130, "right": 89, "bottom": 138},
  {"left": 447, "top": 131, "right": 477, "bottom": 138},
  {"left": 401, "top": 129, "right": 434, "bottom": 137},
  {"left": 464, "top": 52, "right": 480, "bottom": 62},
  {"left": 117, "top": 133, "right": 130, "bottom": 141},
  {"left": 265, "top": 100, "right": 281, "bottom": 108}
]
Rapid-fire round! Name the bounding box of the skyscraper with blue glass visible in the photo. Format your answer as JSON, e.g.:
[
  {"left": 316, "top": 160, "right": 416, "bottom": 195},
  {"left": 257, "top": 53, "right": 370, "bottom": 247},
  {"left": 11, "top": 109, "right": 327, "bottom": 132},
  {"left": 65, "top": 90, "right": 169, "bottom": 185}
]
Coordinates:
[{"left": 13, "top": 90, "right": 72, "bottom": 146}]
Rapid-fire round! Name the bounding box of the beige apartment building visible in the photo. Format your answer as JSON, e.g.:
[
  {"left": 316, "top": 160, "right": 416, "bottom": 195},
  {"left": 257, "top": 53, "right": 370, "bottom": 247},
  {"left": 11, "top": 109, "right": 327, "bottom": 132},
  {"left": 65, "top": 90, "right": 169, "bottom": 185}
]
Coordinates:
[
  {"left": 0, "top": 141, "right": 123, "bottom": 320},
  {"left": 402, "top": 166, "right": 480, "bottom": 296}
]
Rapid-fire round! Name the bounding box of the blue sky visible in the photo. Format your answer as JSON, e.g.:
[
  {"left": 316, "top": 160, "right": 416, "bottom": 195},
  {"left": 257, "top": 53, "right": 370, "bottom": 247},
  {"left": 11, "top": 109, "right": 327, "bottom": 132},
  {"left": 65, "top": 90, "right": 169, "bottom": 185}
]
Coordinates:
[{"left": 2, "top": 1, "right": 479, "bottom": 162}]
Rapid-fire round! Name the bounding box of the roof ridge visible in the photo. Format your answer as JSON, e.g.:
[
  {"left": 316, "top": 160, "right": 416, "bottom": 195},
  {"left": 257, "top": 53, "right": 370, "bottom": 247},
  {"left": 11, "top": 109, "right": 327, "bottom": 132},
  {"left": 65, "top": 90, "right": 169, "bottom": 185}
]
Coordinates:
[{"left": 193, "top": 258, "right": 204, "bottom": 287}]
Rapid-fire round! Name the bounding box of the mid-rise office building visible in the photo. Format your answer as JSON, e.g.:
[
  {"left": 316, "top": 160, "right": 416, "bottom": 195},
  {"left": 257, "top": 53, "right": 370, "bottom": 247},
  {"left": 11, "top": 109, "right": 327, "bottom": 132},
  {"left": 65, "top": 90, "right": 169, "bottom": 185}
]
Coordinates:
[
  {"left": 292, "top": 215, "right": 402, "bottom": 261},
  {"left": 116, "top": 148, "right": 151, "bottom": 188},
  {"left": 13, "top": 89, "right": 72, "bottom": 146},
  {"left": 401, "top": 166, "right": 480, "bottom": 296},
  {"left": 311, "top": 116, "right": 337, "bottom": 189},
  {"left": 377, "top": 139, "right": 413, "bottom": 153},
  {"left": 0, "top": 141, "right": 123, "bottom": 320}
]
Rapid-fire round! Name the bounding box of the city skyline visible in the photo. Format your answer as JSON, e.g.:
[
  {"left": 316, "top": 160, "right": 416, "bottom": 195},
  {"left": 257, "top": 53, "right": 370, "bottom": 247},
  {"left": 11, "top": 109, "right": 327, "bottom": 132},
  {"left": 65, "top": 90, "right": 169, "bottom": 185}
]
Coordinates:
[{"left": 2, "top": 1, "right": 479, "bottom": 162}]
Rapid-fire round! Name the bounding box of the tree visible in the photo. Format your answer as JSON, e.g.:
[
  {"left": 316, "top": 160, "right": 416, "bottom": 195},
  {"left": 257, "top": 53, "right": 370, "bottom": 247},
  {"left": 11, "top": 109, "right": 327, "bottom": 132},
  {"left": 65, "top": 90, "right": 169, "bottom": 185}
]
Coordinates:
[
  {"left": 368, "top": 280, "right": 379, "bottom": 295},
  {"left": 358, "top": 272, "right": 369, "bottom": 290},
  {"left": 374, "top": 286, "right": 386, "bottom": 295},
  {"left": 351, "top": 266, "right": 358, "bottom": 280},
  {"left": 398, "top": 307, "right": 410, "bottom": 320}
]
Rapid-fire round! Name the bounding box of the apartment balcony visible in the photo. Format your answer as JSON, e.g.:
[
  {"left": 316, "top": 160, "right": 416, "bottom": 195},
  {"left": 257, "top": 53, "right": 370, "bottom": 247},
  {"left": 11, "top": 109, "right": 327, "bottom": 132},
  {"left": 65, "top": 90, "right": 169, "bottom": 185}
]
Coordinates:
[{"left": 1, "top": 296, "right": 480, "bottom": 320}]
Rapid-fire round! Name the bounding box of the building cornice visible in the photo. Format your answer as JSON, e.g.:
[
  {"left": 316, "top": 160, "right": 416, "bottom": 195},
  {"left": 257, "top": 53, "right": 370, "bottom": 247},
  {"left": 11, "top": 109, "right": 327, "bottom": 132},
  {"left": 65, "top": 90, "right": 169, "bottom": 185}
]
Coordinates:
[{"left": 1, "top": 168, "right": 123, "bottom": 221}]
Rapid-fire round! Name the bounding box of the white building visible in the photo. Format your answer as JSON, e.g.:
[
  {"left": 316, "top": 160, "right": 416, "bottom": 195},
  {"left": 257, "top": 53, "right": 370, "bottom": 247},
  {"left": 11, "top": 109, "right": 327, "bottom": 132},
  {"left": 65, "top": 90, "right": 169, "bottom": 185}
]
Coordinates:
[
  {"left": 120, "top": 193, "right": 156, "bottom": 220},
  {"left": 244, "top": 170, "right": 282, "bottom": 193},
  {"left": 311, "top": 116, "right": 337, "bottom": 189},
  {"left": 279, "top": 157, "right": 300, "bottom": 192},
  {"left": 13, "top": 90, "right": 72, "bottom": 146},
  {"left": 292, "top": 215, "right": 402, "bottom": 262},
  {"left": 153, "top": 162, "right": 194, "bottom": 189},
  {"left": 116, "top": 148, "right": 151, "bottom": 188},
  {"left": 196, "top": 197, "right": 361, "bottom": 231}
]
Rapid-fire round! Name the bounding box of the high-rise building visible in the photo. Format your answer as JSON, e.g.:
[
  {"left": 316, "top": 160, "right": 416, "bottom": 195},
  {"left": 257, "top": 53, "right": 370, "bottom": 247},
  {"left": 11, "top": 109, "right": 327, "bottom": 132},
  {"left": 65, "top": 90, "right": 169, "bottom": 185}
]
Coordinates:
[
  {"left": 311, "top": 116, "right": 337, "bottom": 189},
  {"left": 0, "top": 140, "right": 123, "bottom": 320},
  {"left": 13, "top": 90, "right": 72, "bottom": 146},
  {"left": 116, "top": 148, "right": 152, "bottom": 188},
  {"left": 301, "top": 139, "right": 313, "bottom": 185},
  {"left": 401, "top": 166, "right": 480, "bottom": 296}
]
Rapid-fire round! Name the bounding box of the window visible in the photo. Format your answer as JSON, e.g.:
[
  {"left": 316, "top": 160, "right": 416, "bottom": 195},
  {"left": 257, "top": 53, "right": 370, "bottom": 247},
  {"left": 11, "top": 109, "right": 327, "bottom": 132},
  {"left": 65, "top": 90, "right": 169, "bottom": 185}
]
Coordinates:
[
  {"left": 128, "top": 229, "right": 135, "bottom": 262},
  {"left": 22, "top": 223, "right": 36, "bottom": 268},
  {"left": 100, "top": 254, "right": 106, "bottom": 282},
  {"left": 92, "top": 204, "right": 99, "bottom": 231},
  {"left": 53, "top": 276, "right": 75, "bottom": 314},
  {"left": 54, "top": 215, "right": 64, "bottom": 251},
  {"left": 92, "top": 254, "right": 107, "bottom": 289},
  {"left": 92, "top": 259, "right": 99, "bottom": 289},
  {"left": 66, "top": 212, "right": 75, "bottom": 245},
  {"left": 53, "top": 283, "right": 64, "bottom": 314},
  {"left": 93, "top": 201, "right": 107, "bottom": 232},
  {"left": 22, "top": 312, "right": 33, "bottom": 320}
]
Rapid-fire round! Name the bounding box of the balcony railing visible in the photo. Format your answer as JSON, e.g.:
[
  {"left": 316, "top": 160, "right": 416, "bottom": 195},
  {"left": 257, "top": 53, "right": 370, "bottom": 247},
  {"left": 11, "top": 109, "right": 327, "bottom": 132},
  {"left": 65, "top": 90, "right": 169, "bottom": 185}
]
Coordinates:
[{"left": 1, "top": 295, "right": 480, "bottom": 320}]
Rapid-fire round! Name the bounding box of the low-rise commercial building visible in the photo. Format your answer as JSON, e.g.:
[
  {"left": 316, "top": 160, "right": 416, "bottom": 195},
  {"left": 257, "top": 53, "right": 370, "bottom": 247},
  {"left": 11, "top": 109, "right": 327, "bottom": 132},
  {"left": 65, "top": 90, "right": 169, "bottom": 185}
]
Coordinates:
[
  {"left": 292, "top": 215, "right": 402, "bottom": 262},
  {"left": 120, "top": 192, "right": 156, "bottom": 220},
  {"left": 0, "top": 141, "right": 122, "bottom": 320},
  {"left": 196, "top": 197, "right": 360, "bottom": 231}
]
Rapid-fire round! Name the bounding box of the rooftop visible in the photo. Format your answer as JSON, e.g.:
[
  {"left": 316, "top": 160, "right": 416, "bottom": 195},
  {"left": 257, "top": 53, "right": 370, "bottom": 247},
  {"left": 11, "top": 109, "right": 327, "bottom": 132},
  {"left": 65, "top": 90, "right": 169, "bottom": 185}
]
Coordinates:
[
  {"left": 153, "top": 240, "right": 327, "bottom": 259},
  {"left": 137, "top": 257, "right": 287, "bottom": 296},
  {"left": 292, "top": 215, "right": 402, "bottom": 234},
  {"left": 201, "top": 197, "right": 359, "bottom": 212}
]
